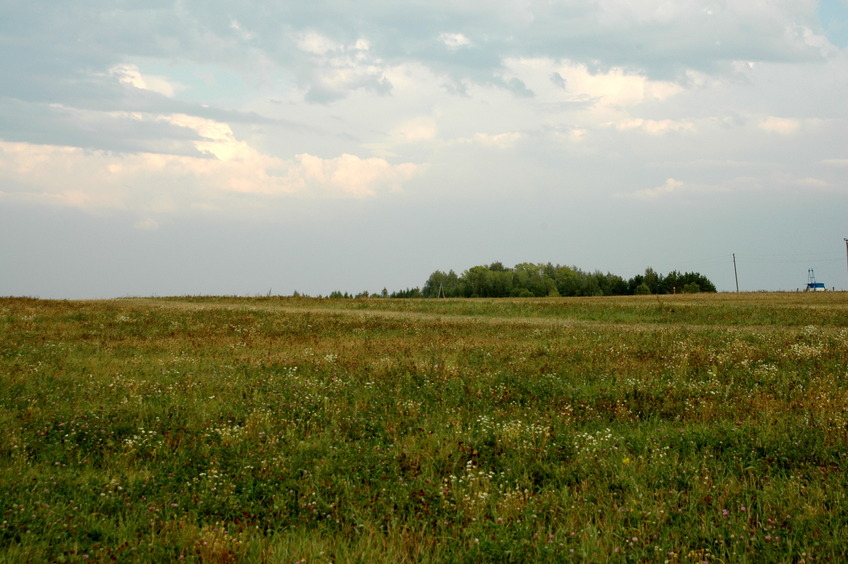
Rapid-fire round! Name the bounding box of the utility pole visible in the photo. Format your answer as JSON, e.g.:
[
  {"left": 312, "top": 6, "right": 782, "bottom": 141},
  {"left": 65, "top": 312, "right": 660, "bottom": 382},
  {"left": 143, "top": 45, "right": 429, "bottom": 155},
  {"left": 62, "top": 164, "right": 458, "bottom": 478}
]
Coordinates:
[
  {"left": 844, "top": 238, "right": 848, "bottom": 290},
  {"left": 733, "top": 253, "right": 739, "bottom": 293}
]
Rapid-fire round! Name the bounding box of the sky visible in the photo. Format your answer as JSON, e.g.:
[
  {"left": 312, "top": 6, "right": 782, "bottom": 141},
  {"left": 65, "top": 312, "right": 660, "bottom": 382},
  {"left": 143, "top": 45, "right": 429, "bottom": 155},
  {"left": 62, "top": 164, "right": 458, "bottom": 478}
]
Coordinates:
[{"left": 1, "top": 0, "right": 848, "bottom": 298}]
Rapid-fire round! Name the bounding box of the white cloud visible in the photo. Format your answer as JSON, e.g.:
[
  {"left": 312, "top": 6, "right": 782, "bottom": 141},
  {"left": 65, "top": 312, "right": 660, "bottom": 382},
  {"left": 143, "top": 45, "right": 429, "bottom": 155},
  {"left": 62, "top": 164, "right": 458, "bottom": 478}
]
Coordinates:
[
  {"left": 620, "top": 178, "right": 685, "bottom": 200},
  {"left": 471, "top": 132, "right": 522, "bottom": 148},
  {"left": 568, "top": 128, "right": 587, "bottom": 142},
  {"left": 392, "top": 117, "right": 439, "bottom": 143},
  {"left": 229, "top": 18, "right": 255, "bottom": 42},
  {"left": 293, "top": 31, "right": 391, "bottom": 102},
  {"left": 290, "top": 153, "right": 419, "bottom": 198},
  {"left": 109, "top": 64, "right": 178, "bottom": 97},
  {"left": 559, "top": 63, "right": 683, "bottom": 108},
  {"left": 159, "top": 114, "right": 251, "bottom": 161},
  {"left": 0, "top": 119, "right": 422, "bottom": 213},
  {"left": 444, "top": 131, "right": 523, "bottom": 149},
  {"left": 595, "top": 0, "right": 699, "bottom": 26},
  {"left": 610, "top": 118, "right": 696, "bottom": 135},
  {"left": 502, "top": 57, "right": 684, "bottom": 122},
  {"left": 759, "top": 116, "right": 801, "bottom": 134},
  {"left": 295, "top": 31, "right": 341, "bottom": 56},
  {"left": 439, "top": 32, "right": 472, "bottom": 49}
]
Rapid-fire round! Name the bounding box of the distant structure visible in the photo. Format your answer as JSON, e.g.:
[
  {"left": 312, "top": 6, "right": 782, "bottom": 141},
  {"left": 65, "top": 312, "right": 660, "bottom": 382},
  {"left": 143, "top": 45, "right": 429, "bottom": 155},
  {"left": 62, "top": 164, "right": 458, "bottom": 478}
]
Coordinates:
[{"left": 806, "top": 269, "right": 826, "bottom": 291}]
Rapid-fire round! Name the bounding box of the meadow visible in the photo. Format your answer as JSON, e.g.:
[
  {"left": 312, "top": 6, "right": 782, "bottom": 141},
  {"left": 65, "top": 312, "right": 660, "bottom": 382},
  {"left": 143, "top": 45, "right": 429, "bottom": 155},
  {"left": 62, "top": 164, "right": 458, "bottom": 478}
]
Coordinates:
[{"left": 1, "top": 292, "right": 847, "bottom": 562}]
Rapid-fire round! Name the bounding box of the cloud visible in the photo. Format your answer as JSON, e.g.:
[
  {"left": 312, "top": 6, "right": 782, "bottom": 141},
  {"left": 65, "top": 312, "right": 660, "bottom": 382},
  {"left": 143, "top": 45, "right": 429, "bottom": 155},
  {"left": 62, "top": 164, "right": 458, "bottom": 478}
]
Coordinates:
[
  {"left": 442, "top": 131, "right": 523, "bottom": 149},
  {"left": 295, "top": 31, "right": 341, "bottom": 56},
  {"left": 0, "top": 3, "right": 842, "bottom": 209},
  {"left": 109, "top": 64, "right": 179, "bottom": 97},
  {"left": 502, "top": 57, "right": 683, "bottom": 115},
  {"left": 391, "top": 117, "right": 439, "bottom": 143},
  {"left": 472, "top": 132, "right": 522, "bottom": 148},
  {"left": 610, "top": 118, "right": 696, "bottom": 135},
  {"left": 619, "top": 178, "right": 685, "bottom": 200},
  {"left": 294, "top": 31, "right": 392, "bottom": 103},
  {"left": 0, "top": 112, "right": 422, "bottom": 213},
  {"left": 759, "top": 116, "right": 802, "bottom": 134},
  {"left": 439, "top": 32, "right": 473, "bottom": 49},
  {"left": 290, "top": 153, "right": 419, "bottom": 198}
]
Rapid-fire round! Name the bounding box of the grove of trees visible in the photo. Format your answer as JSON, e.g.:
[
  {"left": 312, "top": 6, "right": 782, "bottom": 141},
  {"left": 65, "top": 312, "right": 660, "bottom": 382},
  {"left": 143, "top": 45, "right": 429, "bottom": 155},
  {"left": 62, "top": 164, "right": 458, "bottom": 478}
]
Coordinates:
[
  {"left": 417, "top": 263, "right": 716, "bottom": 298},
  {"left": 318, "top": 262, "right": 717, "bottom": 299}
]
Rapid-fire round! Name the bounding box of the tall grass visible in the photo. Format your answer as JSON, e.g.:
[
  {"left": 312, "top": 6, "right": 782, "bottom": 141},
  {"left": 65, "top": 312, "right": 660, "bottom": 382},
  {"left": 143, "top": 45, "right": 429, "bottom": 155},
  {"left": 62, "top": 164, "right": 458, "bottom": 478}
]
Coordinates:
[{"left": 1, "top": 293, "right": 847, "bottom": 562}]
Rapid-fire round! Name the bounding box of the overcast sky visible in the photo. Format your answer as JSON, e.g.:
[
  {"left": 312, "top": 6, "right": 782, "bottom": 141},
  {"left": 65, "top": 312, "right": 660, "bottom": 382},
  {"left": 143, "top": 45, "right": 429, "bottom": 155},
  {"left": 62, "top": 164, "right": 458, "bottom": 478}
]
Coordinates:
[{"left": 2, "top": 1, "right": 848, "bottom": 298}]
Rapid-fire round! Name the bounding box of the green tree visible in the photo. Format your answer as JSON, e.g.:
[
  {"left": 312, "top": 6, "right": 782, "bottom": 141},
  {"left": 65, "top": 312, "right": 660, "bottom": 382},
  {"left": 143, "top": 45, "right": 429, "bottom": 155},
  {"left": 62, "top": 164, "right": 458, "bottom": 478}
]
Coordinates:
[
  {"left": 391, "top": 287, "right": 422, "bottom": 298},
  {"left": 682, "top": 282, "right": 701, "bottom": 293},
  {"left": 513, "top": 263, "right": 548, "bottom": 297},
  {"left": 462, "top": 265, "right": 494, "bottom": 297},
  {"left": 634, "top": 283, "right": 651, "bottom": 295},
  {"left": 416, "top": 263, "right": 716, "bottom": 298},
  {"left": 423, "top": 270, "right": 461, "bottom": 297},
  {"left": 491, "top": 269, "right": 514, "bottom": 297},
  {"left": 680, "top": 272, "right": 716, "bottom": 293},
  {"left": 555, "top": 266, "right": 579, "bottom": 296},
  {"left": 643, "top": 268, "right": 660, "bottom": 294}
]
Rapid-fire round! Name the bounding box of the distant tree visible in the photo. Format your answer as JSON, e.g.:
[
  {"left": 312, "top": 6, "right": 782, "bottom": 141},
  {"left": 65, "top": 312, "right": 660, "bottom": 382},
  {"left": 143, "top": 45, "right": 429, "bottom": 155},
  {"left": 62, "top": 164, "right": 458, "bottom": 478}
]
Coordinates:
[
  {"left": 680, "top": 272, "right": 716, "bottom": 293},
  {"left": 482, "top": 270, "right": 503, "bottom": 296},
  {"left": 682, "top": 282, "right": 701, "bottom": 293},
  {"left": 391, "top": 287, "right": 422, "bottom": 298},
  {"left": 462, "top": 265, "right": 493, "bottom": 297},
  {"left": 555, "top": 266, "right": 579, "bottom": 296},
  {"left": 605, "top": 273, "right": 629, "bottom": 295},
  {"left": 634, "top": 283, "right": 651, "bottom": 295},
  {"left": 660, "top": 270, "right": 681, "bottom": 294},
  {"left": 627, "top": 274, "right": 644, "bottom": 295},
  {"left": 643, "top": 268, "right": 660, "bottom": 294},
  {"left": 545, "top": 277, "right": 560, "bottom": 297},
  {"left": 582, "top": 274, "right": 603, "bottom": 297},
  {"left": 513, "top": 263, "right": 547, "bottom": 297},
  {"left": 423, "top": 270, "right": 460, "bottom": 298},
  {"left": 413, "top": 263, "right": 716, "bottom": 298}
]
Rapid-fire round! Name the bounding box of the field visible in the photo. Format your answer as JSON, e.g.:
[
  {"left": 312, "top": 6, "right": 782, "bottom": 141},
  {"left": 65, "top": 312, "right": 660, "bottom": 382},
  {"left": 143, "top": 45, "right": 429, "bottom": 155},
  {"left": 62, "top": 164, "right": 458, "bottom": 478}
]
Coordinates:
[{"left": 1, "top": 292, "right": 847, "bottom": 562}]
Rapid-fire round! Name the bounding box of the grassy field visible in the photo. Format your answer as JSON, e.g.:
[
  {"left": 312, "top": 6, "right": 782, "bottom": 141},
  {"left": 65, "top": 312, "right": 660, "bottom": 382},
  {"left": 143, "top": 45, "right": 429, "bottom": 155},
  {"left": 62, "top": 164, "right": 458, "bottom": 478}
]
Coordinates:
[{"left": 1, "top": 292, "right": 847, "bottom": 562}]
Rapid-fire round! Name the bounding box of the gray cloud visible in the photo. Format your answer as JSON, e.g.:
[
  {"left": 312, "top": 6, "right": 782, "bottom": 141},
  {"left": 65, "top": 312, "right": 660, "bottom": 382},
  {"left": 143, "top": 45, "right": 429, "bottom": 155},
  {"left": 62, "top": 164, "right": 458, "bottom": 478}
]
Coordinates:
[
  {"left": 0, "top": 97, "right": 205, "bottom": 155},
  {"left": 3, "top": 2, "right": 834, "bottom": 112}
]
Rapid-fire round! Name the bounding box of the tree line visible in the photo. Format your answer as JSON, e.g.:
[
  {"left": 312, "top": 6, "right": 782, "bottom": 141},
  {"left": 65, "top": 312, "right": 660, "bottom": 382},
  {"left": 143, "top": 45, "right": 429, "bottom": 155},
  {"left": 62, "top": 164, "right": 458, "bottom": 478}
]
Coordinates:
[
  {"left": 321, "top": 262, "right": 717, "bottom": 299},
  {"left": 418, "top": 262, "right": 716, "bottom": 298}
]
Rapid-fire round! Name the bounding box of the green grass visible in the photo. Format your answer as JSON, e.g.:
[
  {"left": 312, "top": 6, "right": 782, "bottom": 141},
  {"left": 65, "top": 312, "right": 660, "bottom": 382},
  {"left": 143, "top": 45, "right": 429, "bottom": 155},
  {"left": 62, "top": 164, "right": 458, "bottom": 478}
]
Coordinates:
[{"left": 1, "top": 293, "right": 847, "bottom": 562}]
